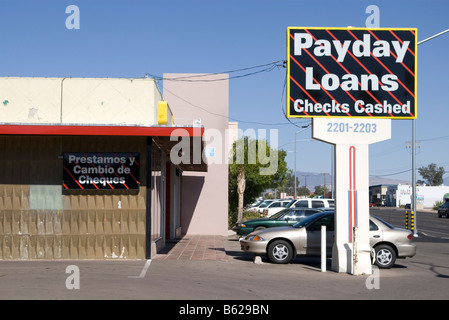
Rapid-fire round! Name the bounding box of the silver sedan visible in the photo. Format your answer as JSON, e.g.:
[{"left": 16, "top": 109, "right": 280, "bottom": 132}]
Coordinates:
[{"left": 240, "top": 211, "right": 416, "bottom": 269}]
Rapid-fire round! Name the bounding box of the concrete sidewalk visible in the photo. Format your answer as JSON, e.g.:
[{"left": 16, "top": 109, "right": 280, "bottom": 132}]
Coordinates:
[
  {"left": 153, "top": 235, "right": 228, "bottom": 262},
  {"left": 0, "top": 236, "right": 448, "bottom": 300}
]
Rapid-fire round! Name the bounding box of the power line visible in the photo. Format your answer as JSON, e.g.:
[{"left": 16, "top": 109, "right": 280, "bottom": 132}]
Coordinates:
[
  {"left": 370, "top": 161, "right": 449, "bottom": 177},
  {"left": 163, "top": 85, "right": 309, "bottom": 127},
  {"left": 148, "top": 60, "right": 285, "bottom": 82},
  {"left": 419, "top": 134, "right": 449, "bottom": 142},
  {"left": 280, "top": 72, "right": 312, "bottom": 129},
  {"left": 160, "top": 59, "right": 311, "bottom": 127},
  {"left": 370, "top": 168, "right": 412, "bottom": 177}
]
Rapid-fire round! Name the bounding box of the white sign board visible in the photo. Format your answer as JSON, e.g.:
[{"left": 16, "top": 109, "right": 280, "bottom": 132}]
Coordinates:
[{"left": 313, "top": 118, "right": 391, "bottom": 144}]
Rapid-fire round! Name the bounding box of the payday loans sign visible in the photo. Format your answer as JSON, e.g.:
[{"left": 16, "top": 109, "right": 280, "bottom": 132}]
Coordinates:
[{"left": 287, "top": 27, "right": 417, "bottom": 119}]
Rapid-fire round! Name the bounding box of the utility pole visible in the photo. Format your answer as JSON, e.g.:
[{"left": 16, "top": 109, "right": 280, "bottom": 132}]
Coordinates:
[
  {"left": 302, "top": 174, "right": 308, "bottom": 190},
  {"left": 294, "top": 124, "right": 311, "bottom": 199},
  {"left": 322, "top": 173, "right": 328, "bottom": 197},
  {"left": 410, "top": 28, "right": 449, "bottom": 237}
]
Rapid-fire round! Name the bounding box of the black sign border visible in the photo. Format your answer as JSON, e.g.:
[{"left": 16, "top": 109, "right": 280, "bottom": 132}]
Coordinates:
[
  {"left": 62, "top": 152, "right": 140, "bottom": 191},
  {"left": 287, "top": 27, "right": 417, "bottom": 119}
]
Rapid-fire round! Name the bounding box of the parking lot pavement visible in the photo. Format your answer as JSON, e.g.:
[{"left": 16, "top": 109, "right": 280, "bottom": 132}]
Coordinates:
[{"left": 0, "top": 235, "right": 448, "bottom": 300}]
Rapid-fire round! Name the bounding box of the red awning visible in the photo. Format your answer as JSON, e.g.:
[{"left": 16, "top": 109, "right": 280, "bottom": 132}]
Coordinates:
[
  {"left": 0, "top": 124, "right": 204, "bottom": 137},
  {"left": 0, "top": 124, "right": 207, "bottom": 172}
]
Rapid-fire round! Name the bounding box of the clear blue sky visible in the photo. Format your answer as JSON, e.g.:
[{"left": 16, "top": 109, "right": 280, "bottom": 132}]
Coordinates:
[{"left": 1, "top": 0, "right": 448, "bottom": 183}]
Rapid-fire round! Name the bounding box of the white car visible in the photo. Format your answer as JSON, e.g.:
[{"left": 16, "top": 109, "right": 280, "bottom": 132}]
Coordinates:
[
  {"left": 262, "top": 199, "right": 295, "bottom": 217},
  {"left": 289, "top": 198, "right": 334, "bottom": 209},
  {"left": 245, "top": 199, "right": 264, "bottom": 211},
  {"left": 246, "top": 199, "right": 275, "bottom": 213}
]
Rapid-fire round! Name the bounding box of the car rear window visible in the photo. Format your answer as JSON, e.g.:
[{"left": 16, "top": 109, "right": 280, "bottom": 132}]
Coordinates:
[
  {"left": 369, "top": 220, "right": 379, "bottom": 231},
  {"left": 371, "top": 216, "right": 395, "bottom": 229}
]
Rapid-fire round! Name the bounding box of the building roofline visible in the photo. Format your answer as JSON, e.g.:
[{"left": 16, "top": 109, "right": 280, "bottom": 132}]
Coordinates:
[{"left": 0, "top": 123, "right": 204, "bottom": 137}]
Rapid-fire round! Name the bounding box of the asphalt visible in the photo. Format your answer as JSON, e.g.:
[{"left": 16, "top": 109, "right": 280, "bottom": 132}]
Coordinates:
[{"left": 0, "top": 233, "right": 448, "bottom": 301}]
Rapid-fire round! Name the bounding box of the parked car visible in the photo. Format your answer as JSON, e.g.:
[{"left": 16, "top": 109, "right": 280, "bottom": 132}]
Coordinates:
[
  {"left": 261, "top": 199, "right": 295, "bottom": 217},
  {"left": 244, "top": 199, "right": 264, "bottom": 211},
  {"left": 232, "top": 208, "right": 332, "bottom": 237},
  {"left": 246, "top": 199, "right": 274, "bottom": 213},
  {"left": 289, "top": 198, "right": 334, "bottom": 209},
  {"left": 437, "top": 202, "right": 449, "bottom": 218},
  {"left": 240, "top": 211, "right": 416, "bottom": 269}
]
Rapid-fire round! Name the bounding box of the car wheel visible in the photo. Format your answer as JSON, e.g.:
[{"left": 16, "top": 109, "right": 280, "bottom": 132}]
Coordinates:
[
  {"left": 374, "top": 244, "right": 396, "bottom": 269},
  {"left": 267, "top": 240, "right": 293, "bottom": 264}
]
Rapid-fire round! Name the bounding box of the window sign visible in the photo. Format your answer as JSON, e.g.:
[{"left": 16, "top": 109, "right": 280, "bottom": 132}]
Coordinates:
[{"left": 63, "top": 152, "right": 140, "bottom": 190}]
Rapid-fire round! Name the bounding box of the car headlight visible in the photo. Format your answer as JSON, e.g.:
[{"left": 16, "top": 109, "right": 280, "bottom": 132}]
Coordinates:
[{"left": 246, "top": 234, "right": 265, "bottom": 241}]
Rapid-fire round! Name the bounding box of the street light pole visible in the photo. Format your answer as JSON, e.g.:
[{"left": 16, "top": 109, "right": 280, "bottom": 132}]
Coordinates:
[
  {"left": 412, "top": 119, "right": 417, "bottom": 237},
  {"left": 294, "top": 124, "right": 311, "bottom": 199},
  {"left": 412, "top": 28, "right": 449, "bottom": 237},
  {"left": 418, "top": 29, "right": 449, "bottom": 45}
]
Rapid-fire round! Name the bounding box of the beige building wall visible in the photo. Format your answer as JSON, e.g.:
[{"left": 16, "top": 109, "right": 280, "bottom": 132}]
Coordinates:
[
  {"left": 0, "top": 77, "right": 164, "bottom": 259},
  {"left": 0, "top": 77, "right": 160, "bottom": 125},
  {"left": 163, "top": 73, "right": 229, "bottom": 236},
  {"left": 0, "top": 76, "right": 212, "bottom": 259}
]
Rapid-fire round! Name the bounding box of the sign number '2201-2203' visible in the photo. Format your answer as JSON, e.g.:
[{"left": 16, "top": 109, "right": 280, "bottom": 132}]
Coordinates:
[{"left": 327, "top": 121, "right": 377, "bottom": 133}]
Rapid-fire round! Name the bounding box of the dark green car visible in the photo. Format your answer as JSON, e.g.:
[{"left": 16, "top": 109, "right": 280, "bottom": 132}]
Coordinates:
[{"left": 232, "top": 208, "right": 331, "bottom": 237}]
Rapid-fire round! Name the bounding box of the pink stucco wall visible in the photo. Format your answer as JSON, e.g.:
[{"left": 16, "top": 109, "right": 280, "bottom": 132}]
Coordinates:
[{"left": 163, "top": 74, "right": 229, "bottom": 236}]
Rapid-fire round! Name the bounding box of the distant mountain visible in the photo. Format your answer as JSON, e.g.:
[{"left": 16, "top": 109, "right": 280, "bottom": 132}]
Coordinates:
[
  {"left": 369, "top": 176, "right": 410, "bottom": 186},
  {"left": 294, "top": 171, "right": 332, "bottom": 190},
  {"left": 295, "top": 171, "right": 411, "bottom": 188}
]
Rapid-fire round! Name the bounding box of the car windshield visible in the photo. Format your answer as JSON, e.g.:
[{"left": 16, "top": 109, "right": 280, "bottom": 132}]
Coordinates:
[
  {"left": 259, "top": 201, "right": 273, "bottom": 208},
  {"left": 270, "top": 209, "right": 291, "bottom": 219},
  {"left": 286, "top": 199, "right": 296, "bottom": 207},
  {"left": 292, "top": 212, "right": 326, "bottom": 228}
]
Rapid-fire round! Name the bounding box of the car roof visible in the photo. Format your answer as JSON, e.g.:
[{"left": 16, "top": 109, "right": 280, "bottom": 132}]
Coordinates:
[
  {"left": 293, "top": 198, "right": 334, "bottom": 201},
  {"left": 287, "top": 207, "right": 333, "bottom": 211}
]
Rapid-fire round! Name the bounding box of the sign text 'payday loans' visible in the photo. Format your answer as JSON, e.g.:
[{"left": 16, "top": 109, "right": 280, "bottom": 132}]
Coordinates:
[{"left": 287, "top": 27, "right": 417, "bottom": 119}]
